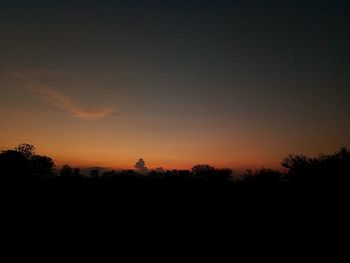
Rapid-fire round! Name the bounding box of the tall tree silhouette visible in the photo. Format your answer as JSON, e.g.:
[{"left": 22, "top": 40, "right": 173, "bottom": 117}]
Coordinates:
[{"left": 135, "top": 159, "right": 148, "bottom": 174}]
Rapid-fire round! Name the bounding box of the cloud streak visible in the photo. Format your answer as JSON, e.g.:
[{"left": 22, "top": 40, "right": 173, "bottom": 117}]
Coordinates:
[
  {"left": 30, "top": 85, "right": 113, "bottom": 120},
  {"left": 2, "top": 70, "right": 114, "bottom": 120}
]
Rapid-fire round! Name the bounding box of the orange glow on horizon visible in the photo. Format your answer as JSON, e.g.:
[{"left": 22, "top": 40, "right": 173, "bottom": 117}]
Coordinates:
[{"left": 1, "top": 70, "right": 349, "bottom": 173}]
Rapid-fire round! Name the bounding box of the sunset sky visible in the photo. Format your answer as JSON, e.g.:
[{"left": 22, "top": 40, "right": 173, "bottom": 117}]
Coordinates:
[{"left": 0, "top": 0, "right": 349, "bottom": 171}]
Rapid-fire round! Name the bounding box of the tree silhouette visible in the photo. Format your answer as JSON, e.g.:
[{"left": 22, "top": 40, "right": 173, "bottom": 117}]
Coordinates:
[
  {"left": 281, "top": 154, "right": 313, "bottom": 182},
  {"left": 0, "top": 142, "right": 349, "bottom": 189},
  {"left": 0, "top": 150, "right": 31, "bottom": 179},
  {"left": 60, "top": 165, "right": 74, "bottom": 179},
  {"left": 73, "top": 168, "right": 82, "bottom": 178},
  {"left": 192, "top": 165, "right": 216, "bottom": 181},
  {"left": 30, "top": 155, "right": 55, "bottom": 177},
  {"left": 15, "top": 144, "right": 36, "bottom": 159},
  {"left": 0, "top": 144, "right": 55, "bottom": 179},
  {"left": 90, "top": 169, "right": 100, "bottom": 179},
  {"left": 253, "top": 168, "right": 282, "bottom": 184},
  {"left": 135, "top": 158, "right": 148, "bottom": 174},
  {"left": 281, "top": 148, "right": 350, "bottom": 184},
  {"left": 213, "top": 168, "right": 233, "bottom": 183}
]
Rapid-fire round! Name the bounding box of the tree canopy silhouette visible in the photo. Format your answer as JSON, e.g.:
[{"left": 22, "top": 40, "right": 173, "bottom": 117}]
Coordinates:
[
  {"left": 0, "top": 144, "right": 349, "bottom": 188},
  {"left": 0, "top": 144, "right": 54, "bottom": 180},
  {"left": 281, "top": 147, "right": 350, "bottom": 184},
  {"left": 191, "top": 165, "right": 232, "bottom": 182},
  {"left": 15, "top": 143, "right": 36, "bottom": 159},
  {"left": 135, "top": 158, "right": 148, "bottom": 174}
]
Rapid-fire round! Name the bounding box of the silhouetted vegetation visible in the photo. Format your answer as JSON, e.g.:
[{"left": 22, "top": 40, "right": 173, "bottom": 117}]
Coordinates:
[
  {"left": 281, "top": 148, "right": 350, "bottom": 184},
  {"left": 1, "top": 144, "right": 349, "bottom": 192},
  {"left": 0, "top": 144, "right": 54, "bottom": 180},
  {"left": 60, "top": 164, "right": 73, "bottom": 179}
]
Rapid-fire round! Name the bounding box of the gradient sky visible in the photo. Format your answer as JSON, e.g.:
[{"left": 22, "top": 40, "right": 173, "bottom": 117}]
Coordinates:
[{"left": 0, "top": 0, "right": 349, "bottom": 170}]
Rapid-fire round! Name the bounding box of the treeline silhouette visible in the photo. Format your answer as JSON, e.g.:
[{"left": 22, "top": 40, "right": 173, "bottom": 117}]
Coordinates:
[{"left": 1, "top": 143, "right": 349, "bottom": 188}]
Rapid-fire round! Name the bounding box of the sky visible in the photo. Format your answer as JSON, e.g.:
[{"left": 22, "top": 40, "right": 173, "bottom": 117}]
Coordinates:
[{"left": 0, "top": 0, "right": 349, "bottom": 171}]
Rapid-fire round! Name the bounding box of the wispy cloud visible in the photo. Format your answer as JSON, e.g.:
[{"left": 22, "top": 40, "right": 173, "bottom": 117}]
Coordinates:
[
  {"left": 2, "top": 70, "right": 114, "bottom": 120},
  {"left": 29, "top": 85, "right": 113, "bottom": 120}
]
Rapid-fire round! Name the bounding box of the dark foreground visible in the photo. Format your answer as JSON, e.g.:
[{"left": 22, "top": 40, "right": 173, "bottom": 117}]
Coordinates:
[
  {"left": 2, "top": 174, "right": 348, "bottom": 259},
  {"left": 1, "top": 145, "right": 349, "bottom": 218},
  {"left": 3, "top": 175, "right": 348, "bottom": 207}
]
